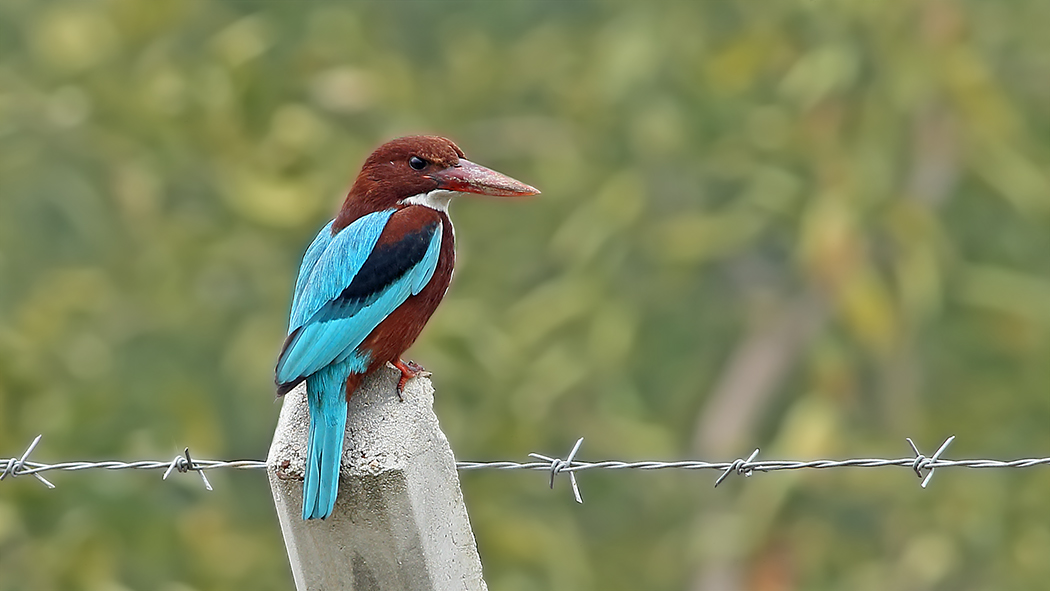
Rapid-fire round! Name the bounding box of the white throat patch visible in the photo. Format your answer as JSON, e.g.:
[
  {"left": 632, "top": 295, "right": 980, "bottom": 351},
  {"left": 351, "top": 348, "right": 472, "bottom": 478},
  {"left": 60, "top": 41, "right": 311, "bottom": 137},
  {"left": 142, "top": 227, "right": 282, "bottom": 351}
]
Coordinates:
[{"left": 400, "top": 189, "right": 456, "bottom": 213}]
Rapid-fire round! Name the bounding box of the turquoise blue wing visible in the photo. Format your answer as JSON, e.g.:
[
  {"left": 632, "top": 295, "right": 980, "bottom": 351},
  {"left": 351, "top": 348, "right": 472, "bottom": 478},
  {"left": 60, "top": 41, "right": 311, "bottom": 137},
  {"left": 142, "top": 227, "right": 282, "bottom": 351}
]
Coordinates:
[
  {"left": 275, "top": 215, "right": 442, "bottom": 385},
  {"left": 287, "top": 210, "right": 396, "bottom": 333},
  {"left": 288, "top": 219, "right": 335, "bottom": 324}
]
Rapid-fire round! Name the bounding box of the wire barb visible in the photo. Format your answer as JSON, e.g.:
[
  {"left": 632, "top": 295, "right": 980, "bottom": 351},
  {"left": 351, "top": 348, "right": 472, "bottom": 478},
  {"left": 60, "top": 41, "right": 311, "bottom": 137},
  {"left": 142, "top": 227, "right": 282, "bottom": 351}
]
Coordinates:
[
  {"left": 529, "top": 437, "right": 585, "bottom": 503},
  {"left": 0, "top": 435, "right": 55, "bottom": 489},
  {"left": 162, "top": 447, "right": 213, "bottom": 491},
  {"left": 906, "top": 435, "right": 955, "bottom": 489},
  {"left": 714, "top": 448, "right": 760, "bottom": 488}
]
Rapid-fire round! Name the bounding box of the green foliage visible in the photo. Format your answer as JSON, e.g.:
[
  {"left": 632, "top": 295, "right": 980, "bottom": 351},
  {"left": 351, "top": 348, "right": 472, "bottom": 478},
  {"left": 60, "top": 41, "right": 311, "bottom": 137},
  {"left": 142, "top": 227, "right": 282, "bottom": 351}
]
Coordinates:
[{"left": 2, "top": 1, "right": 1048, "bottom": 590}]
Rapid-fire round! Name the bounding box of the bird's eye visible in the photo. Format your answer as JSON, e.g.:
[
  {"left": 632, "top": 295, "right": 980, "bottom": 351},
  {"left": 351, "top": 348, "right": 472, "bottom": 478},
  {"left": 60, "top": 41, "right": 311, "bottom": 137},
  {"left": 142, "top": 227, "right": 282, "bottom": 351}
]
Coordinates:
[{"left": 409, "top": 156, "right": 427, "bottom": 170}]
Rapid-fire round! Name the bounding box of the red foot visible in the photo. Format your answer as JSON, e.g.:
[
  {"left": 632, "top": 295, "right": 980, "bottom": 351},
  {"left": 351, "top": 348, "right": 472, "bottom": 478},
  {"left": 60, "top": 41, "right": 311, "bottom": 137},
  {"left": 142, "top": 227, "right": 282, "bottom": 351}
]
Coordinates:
[{"left": 390, "top": 359, "right": 430, "bottom": 400}]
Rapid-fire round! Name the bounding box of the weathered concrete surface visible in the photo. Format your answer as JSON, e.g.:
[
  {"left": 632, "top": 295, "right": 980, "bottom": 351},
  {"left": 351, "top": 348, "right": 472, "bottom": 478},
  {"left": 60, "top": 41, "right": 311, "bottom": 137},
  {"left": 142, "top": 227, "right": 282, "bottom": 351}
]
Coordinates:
[{"left": 267, "top": 368, "right": 487, "bottom": 591}]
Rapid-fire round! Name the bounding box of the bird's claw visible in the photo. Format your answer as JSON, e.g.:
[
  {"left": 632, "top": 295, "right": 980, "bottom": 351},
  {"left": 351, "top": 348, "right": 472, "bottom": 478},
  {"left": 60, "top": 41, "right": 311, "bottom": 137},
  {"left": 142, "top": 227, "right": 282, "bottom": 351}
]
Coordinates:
[
  {"left": 403, "top": 359, "right": 427, "bottom": 374},
  {"left": 389, "top": 359, "right": 430, "bottom": 401}
]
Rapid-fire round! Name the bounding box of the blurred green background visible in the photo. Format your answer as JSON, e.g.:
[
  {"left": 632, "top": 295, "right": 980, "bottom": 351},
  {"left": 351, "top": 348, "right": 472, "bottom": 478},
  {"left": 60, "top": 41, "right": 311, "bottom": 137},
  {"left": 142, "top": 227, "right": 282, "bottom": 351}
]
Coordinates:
[{"left": 2, "top": 1, "right": 1049, "bottom": 590}]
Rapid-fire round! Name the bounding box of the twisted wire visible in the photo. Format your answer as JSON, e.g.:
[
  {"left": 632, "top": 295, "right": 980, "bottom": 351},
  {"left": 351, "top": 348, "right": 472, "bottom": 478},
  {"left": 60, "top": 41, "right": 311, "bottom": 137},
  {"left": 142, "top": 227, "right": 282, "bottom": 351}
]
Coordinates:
[{"left": 3, "top": 435, "right": 1049, "bottom": 500}]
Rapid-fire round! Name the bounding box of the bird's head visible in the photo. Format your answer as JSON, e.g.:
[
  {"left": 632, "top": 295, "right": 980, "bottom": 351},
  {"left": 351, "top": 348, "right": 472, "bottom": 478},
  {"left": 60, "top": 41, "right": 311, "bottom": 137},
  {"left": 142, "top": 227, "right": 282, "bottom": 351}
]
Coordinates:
[{"left": 335, "top": 135, "right": 539, "bottom": 230}]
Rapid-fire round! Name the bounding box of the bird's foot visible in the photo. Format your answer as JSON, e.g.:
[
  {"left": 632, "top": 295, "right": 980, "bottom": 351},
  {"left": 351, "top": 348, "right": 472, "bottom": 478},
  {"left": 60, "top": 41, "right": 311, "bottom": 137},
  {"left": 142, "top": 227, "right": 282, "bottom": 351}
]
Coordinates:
[{"left": 388, "top": 359, "right": 431, "bottom": 401}]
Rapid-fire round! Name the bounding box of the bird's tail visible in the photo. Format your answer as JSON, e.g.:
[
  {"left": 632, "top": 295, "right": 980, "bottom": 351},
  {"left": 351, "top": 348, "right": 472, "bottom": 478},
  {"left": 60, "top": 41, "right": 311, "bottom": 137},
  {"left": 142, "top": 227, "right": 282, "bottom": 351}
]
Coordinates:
[{"left": 302, "top": 375, "right": 348, "bottom": 520}]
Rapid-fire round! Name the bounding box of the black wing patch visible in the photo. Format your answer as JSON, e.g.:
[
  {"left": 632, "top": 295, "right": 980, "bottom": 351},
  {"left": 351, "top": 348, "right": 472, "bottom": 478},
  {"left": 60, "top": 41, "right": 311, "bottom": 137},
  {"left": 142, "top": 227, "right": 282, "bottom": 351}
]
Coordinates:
[{"left": 310, "top": 221, "right": 439, "bottom": 324}]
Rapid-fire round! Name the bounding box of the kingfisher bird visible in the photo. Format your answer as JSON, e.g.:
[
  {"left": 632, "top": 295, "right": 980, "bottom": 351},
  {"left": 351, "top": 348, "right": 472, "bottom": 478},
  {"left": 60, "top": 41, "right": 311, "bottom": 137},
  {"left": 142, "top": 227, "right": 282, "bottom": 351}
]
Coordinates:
[{"left": 275, "top": 135, "right": 539, "bottom": 520}]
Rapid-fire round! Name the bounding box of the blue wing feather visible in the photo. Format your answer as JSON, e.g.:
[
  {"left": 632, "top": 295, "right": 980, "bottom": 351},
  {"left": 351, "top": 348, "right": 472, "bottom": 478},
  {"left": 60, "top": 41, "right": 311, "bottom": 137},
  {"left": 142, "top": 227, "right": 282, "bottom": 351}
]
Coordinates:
[
  {"left": 276, "top": 213, "right": 442, "bottom": 384},
  {"left": 288, "top": 210, "right": 396, "bottom": 332},
  {"left": 289, "top": 220, "right": 335, "bottom": 321}
]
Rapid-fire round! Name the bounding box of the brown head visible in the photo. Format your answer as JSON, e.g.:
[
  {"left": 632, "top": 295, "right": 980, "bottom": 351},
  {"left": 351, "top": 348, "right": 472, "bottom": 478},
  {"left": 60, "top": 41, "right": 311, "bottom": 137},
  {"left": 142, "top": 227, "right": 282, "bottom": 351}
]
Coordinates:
[{"left": 333, "top": 135, "right": 539, "bottom": 231}]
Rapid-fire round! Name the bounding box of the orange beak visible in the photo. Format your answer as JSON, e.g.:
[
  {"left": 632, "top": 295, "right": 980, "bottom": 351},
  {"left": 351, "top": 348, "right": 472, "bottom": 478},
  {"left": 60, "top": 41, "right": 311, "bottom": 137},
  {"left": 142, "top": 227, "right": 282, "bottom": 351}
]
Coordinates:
[{"left": 429, "top": 159, "right": 540, "bottom": 197}]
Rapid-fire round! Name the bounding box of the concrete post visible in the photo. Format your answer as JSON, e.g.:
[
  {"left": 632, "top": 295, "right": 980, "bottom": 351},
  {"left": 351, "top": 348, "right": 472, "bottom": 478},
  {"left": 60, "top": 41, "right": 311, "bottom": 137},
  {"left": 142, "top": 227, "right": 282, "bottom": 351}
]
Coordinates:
[{"left": 267, "top": 368, "right": 487, "bottom": 591}]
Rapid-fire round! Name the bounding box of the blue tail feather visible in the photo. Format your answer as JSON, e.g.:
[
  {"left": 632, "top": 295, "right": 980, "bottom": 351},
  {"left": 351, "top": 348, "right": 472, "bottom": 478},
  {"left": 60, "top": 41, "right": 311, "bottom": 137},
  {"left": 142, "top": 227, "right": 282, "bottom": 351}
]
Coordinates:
[{"left": 302, "top": 367, "right": 349, "bottom": 520}]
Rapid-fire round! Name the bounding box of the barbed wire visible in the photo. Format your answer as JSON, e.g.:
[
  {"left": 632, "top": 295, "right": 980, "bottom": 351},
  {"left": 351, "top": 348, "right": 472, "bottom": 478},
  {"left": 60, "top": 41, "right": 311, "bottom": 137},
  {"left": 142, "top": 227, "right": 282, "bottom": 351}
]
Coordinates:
[{"left": 3, "top": 435, "right": 1049, "bottom": 503}]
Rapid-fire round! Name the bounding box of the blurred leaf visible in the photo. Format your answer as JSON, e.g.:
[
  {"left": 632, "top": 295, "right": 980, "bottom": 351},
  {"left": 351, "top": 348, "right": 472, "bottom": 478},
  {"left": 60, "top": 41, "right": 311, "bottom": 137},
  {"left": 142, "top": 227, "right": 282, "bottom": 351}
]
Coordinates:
[{"left": 956, "top": 264, "right": 1050, "bottom": 325}]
